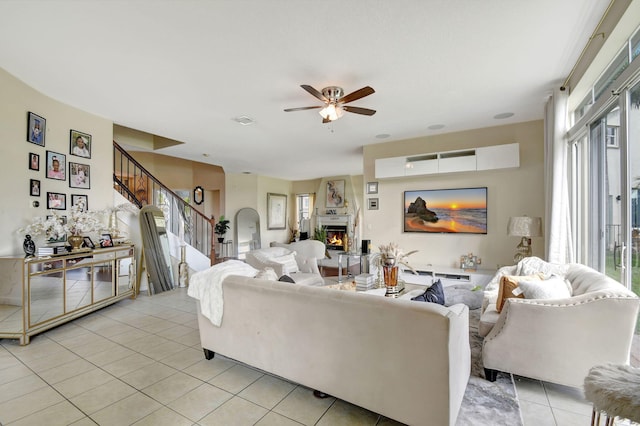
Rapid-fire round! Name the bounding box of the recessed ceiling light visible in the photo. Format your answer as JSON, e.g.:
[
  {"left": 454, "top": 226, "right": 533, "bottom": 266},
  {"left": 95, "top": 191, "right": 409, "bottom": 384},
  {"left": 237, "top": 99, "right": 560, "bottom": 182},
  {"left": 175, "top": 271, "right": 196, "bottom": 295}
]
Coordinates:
[
  {"left": 494, "top": 112, "right": 514, "bottom": 119},
  {"left": 232, "top": 116, "right": 255, "bottom": 126},
  {"left": 375, "top": 133, "right": 390, "bottom": 139},
  {"left": 428, "top": 124, "right": 445, "bottom": 130}
]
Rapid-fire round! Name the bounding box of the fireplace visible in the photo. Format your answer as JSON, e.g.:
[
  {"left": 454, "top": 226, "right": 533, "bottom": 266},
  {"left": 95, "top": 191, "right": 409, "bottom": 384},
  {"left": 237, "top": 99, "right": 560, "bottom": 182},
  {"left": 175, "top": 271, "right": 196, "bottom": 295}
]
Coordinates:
[
  {"left": 316, "top": 214, "right": 351, "bottom": 252},
  {"left": 326, "top": 225, "right": 347, "bottom": 250}
]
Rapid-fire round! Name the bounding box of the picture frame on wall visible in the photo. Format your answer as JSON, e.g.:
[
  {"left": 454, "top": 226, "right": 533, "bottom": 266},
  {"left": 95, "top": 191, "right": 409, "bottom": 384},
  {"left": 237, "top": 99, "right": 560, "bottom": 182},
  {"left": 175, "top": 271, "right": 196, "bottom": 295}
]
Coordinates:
[
  {"left": 267, "top": 192, "right": 287, "bottom": 230},
  {"left": 30, "top": 179, "right": 40, "bottom": 197},
  {"left": 71, "top": 194, "right": 88, "bottom": 211},
  {"left": 368, "top": 198, "right": 379, "bottom": 210},
  {"left": 47, "top": 192, "right": 66, "bottom": 210},
  {"left": 326, "top": 179, "right": 345, "bottom": 208},
  {"left": 69, "top": 129, "right": 91, "bottom": 158},
  {"left": 46, "top": 151, "right": 66, "bottom": 180},
  {"left": 69, "top": 162, "right": 90, "bottom": 189},
  {"left": 29, "top": 153, "right": 39, "bottom": 171},
  {"left": 27, "top": 112, "right": 46, "bottom": 146}
]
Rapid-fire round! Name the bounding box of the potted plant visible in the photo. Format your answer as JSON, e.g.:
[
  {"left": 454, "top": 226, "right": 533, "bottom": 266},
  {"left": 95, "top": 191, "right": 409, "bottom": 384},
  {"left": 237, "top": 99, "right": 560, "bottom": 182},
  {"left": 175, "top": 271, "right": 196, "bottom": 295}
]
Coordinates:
[{"left": 214, "top": 215, "right": 230, "bottom": 243}]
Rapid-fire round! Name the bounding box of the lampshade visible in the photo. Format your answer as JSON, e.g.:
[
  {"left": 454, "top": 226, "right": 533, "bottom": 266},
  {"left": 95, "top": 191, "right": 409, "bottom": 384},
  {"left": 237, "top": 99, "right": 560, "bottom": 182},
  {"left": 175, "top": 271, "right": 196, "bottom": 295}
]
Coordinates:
[
  {"left": 507, "top": 216, "right": 542, "bottom": 237},
  {"left": 319, "top": 103, "right": 344, "bottom": 121}
]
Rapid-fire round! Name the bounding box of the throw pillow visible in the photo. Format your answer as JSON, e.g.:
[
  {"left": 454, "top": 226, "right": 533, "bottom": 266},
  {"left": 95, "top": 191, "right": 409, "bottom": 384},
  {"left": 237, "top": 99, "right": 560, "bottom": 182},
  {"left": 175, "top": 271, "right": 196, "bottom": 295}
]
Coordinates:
[
  {"left": 273, "top": 252, "right": 299, "bottom": 274},
  {"left": 255, "top": 267, "right": 278, "bottom": 281},
  {"left": 411, "top": 279, "right": 445, "bottom": 305},
  {"left": 278, "top": 275, "right": 296, "bottom": 283},
  {"left": 517, "top": 276, "right": 572, "bottom": 300},
  {"left": 496, "top": 273, "right": 544, "bottom": 312}
]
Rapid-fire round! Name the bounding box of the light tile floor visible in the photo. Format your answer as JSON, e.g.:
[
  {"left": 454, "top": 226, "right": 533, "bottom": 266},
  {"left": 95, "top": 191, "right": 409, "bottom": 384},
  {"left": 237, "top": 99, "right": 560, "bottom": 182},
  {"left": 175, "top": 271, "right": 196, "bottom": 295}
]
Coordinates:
[{"left": 0, "top": 288, "right": 628, "bottom": 425}]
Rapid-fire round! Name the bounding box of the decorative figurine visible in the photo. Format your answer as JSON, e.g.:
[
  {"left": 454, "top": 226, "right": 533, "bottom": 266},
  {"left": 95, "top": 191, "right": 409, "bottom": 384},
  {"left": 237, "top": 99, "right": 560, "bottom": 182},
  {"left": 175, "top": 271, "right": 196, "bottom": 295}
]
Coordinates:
[{"left": 23, "top": 234, "right": 36, "bottom": 257}]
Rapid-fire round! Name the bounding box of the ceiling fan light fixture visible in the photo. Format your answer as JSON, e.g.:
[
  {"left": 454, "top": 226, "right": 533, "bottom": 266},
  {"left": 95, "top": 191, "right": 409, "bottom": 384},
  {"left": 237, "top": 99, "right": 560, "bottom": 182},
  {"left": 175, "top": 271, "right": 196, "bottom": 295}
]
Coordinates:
[{"left": 319, "top": 103, "right": 344, "bottom": 121}]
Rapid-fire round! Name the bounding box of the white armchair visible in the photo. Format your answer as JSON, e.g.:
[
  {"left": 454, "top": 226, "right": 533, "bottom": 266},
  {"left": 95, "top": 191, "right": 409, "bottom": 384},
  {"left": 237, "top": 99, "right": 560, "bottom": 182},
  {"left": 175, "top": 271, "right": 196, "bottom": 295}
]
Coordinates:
[
  {"left": 480, "top": 258, "right": 639, "bottom": 387},
  {"left": 245, "top": 240, "right": 325, "bottom": 286}
]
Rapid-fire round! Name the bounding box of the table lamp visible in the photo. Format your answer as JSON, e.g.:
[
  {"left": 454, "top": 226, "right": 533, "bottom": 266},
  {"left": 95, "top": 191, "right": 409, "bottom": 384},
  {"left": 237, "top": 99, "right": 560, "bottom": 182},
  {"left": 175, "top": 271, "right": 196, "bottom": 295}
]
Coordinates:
[{"left": 507, "top": 216, "right": 542, "bottom": 263}]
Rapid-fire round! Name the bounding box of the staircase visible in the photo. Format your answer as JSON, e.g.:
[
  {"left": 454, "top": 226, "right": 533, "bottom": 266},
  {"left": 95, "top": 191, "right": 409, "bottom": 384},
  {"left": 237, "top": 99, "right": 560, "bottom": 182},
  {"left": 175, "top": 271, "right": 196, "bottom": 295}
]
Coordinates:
[{"left": 113, "top": 141, "right": 214, "bottom": 261}]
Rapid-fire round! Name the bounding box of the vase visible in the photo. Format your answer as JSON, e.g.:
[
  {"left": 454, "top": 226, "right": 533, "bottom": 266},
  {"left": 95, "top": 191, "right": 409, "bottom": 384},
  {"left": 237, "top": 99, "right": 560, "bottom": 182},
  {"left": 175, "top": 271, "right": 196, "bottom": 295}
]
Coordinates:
[
  {"left": 67, "top": 235, "right": 84, "bottom": 251},
  {"left": 383, "top": 265, "right": 399, "bottom": 293}
]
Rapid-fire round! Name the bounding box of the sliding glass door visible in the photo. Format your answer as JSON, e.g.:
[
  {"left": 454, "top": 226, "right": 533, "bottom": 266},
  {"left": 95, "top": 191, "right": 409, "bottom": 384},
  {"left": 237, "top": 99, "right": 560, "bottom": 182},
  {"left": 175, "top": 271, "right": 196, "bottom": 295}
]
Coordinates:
[
  {"left": 628, "top": 81, "right": 640, "bottom": 303},
  {"left": 591, "top": 105, "right": 623, "bottom": 282}
]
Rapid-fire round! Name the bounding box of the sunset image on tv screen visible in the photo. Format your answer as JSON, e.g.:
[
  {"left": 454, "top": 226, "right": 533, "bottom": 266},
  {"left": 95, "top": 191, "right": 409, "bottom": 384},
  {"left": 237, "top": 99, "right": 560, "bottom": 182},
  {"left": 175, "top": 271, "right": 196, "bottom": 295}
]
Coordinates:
[{"left": 404, "top": 187, "right": 487, "bottom": 234}]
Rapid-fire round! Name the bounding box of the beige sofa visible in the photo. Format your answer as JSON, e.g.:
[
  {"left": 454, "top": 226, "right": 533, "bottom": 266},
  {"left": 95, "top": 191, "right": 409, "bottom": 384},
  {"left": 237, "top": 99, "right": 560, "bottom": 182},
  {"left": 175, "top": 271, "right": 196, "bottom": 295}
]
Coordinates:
[
  {"left": 193, "top": 274, "right": 471, "bottom": 426},
  {"left": 480, "top": 257, "right": 639, "bottom": 387}
]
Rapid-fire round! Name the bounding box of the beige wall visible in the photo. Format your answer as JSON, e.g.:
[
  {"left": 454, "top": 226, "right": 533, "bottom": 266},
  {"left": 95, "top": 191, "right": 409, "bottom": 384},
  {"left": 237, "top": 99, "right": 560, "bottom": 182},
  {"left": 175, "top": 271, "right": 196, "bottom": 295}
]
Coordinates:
[
  {"left": 1, "top": 66, "right": 544, "bottom": 269},
  {"left": 225, "top": 173, "right": 293, "bottom": 250},
  {"left": 0, "top": 68, "right": 114, "bottom": 255},
  {"left": 124, "top": 150, "right": 225, "bottom": 220},
  {"left": 363, "top": 120, "right": 545, "bottom": 270}
]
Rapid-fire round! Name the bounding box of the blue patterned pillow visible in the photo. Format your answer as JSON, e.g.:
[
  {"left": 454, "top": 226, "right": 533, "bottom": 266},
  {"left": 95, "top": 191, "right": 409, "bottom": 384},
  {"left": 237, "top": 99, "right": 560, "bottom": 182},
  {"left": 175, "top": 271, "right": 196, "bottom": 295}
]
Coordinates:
[{"left": 411, "top": 279, "right": 445, "bottom": 305}]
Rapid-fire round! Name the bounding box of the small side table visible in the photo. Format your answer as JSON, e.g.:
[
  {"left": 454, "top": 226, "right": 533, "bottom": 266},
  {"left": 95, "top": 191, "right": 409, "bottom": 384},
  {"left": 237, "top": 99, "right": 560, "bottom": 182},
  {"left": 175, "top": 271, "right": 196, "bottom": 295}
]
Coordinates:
[
  {"left": 584, "top": 363, "right": 640, "bottom": 426},
  {"left": 337, "top": 252, "right": 361, "bottom": 283}
]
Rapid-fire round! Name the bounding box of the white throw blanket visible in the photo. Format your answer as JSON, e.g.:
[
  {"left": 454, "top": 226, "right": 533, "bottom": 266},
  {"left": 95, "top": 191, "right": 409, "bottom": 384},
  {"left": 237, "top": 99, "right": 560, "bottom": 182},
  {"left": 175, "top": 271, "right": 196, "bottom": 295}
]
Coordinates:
[{"left": 188, "top": 260, "right": 258, "bottom": 326}]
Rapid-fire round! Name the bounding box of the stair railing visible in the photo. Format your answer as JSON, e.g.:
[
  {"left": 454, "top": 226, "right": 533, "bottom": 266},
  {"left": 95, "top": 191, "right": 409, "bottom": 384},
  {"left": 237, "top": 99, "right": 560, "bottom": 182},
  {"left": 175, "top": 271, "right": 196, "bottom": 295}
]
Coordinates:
[{"left": 113, "top": 141, "right": 213, "bottom": 259}]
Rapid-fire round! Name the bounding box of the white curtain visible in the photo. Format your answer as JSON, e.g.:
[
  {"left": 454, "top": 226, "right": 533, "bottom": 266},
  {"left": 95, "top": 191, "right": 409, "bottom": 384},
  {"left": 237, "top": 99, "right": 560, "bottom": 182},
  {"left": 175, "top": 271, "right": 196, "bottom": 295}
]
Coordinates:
[{"left": 544, "top": 88, "right": 575, "bottom": 263}]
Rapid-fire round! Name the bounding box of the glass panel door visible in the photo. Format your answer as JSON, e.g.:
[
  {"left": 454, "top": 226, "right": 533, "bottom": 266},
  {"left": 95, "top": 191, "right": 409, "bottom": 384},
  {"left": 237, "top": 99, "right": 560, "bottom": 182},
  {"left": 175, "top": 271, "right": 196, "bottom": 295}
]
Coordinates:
[
  {"left": 628, "top": 81, "right": 640, "bottom": 310},
  {"left": 606, "top": 106, "right": 623, "bottom": 282}
]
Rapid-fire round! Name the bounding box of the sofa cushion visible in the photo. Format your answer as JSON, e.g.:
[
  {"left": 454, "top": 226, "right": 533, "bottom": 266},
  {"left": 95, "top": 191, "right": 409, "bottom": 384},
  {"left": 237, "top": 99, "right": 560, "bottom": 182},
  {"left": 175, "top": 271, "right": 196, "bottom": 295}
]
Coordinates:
[
  {"left": 278, "top": 274, "right": 296, "bottom": 283},
  {"left": 256, "top": 267, "right": 278, "bottom": 281},
  {"left": 411, "top": 279, "right": 445, "bottom": 305},
  {"left": 478, "top": 303, "right": 500, "bottom": 337},
  {"left": 273, "top": 253, "right": 299, "bottom": 274},
  {"left": 517, "top": 276, "right": 572, "bottom": 300},
  {"left": 496, "top": 273, "right": 544, "bottom": 312}
]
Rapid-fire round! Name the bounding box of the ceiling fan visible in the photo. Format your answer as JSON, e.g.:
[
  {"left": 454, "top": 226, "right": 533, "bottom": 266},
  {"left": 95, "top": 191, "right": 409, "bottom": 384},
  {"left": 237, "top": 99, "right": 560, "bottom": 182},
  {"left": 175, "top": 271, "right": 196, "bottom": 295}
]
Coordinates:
[{"left": 284, "top": 85, "right": 376, "bottom": 123}]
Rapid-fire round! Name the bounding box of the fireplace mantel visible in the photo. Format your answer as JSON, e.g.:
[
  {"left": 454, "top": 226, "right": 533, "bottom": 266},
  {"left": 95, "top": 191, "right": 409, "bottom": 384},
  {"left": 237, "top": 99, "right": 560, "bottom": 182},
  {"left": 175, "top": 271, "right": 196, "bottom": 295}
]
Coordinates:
[{"left": 316, "top": 214, "right": 351, "bottom": 227}]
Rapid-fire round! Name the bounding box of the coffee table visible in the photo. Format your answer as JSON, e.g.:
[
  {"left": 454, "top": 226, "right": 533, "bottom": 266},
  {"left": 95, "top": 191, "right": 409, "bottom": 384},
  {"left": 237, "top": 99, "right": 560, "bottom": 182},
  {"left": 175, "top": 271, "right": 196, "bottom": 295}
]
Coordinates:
[{"left": 323, "top": 277, "right": 424, "bottom": 298}]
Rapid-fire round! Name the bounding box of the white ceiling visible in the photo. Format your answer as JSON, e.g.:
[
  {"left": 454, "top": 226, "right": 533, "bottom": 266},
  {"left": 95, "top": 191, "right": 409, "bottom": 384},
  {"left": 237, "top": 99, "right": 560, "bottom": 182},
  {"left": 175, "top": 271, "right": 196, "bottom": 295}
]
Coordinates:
[{"left": 0, "top": 1, "right": 608, "bottom": 180}]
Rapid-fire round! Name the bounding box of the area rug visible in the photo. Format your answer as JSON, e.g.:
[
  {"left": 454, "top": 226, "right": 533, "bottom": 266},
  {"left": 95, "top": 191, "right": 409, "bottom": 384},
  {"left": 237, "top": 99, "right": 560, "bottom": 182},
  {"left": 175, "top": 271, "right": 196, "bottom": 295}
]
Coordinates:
[{"left": 456, "top": 309, "right": 524, "bottom": 426}]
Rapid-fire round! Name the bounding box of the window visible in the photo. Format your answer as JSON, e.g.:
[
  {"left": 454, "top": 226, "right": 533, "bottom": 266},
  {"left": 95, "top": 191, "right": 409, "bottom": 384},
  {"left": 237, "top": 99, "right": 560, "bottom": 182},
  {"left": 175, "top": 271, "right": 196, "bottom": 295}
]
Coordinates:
[
  {"left": 594, "top": 48, "right": 629, "bottom": 102},
  {"left": 296, "top": 194, "right": 310, "bottom": 236},
  {"left": 606, "top": 125, "right": 619, "bottom": 147}
]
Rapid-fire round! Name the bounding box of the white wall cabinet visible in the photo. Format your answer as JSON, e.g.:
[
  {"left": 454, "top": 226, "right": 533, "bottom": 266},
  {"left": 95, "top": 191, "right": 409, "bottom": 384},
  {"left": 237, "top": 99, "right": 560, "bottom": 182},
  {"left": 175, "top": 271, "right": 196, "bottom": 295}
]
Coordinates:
[
  {"left": 0, "top": 244, "right": 136, "bottom": 345},
  {"left": 476, "top": 143, "right": 520, "bottom": 170},
  {"left": 374, "top": 143, "right": 519, "bottom": 179},
  {"left": 374, "top": 157, "right": 408, "bottom": 179}
]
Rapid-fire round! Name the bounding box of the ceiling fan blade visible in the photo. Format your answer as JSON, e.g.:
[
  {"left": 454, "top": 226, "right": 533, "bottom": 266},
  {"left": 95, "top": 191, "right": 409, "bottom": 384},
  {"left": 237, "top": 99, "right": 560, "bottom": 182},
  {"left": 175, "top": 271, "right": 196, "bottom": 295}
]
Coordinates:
[
  {"left": 301, "top": 84, "right": 328, "bottom": 102},
  {"left": 342, "top": 106, "right": 376, "bottom": 116},
  {"left": 284, "top": 106, "right": 323, "bottom": 112},
  {"left": 338, "top": 86, "right": 375, "bottom": 104}
]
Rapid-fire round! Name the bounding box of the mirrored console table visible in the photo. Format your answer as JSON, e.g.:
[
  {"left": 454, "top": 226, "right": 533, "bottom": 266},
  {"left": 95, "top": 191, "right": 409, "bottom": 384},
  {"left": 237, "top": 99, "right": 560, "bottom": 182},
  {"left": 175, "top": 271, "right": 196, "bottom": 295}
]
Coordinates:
[{"left": 0, "top": 244, "right": 136, "bottom": 345}]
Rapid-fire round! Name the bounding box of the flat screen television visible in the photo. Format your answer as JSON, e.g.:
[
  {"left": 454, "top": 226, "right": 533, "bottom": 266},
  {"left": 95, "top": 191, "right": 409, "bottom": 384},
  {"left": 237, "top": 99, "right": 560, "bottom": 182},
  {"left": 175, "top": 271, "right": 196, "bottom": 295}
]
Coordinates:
[{"left": 404, "top": 187, "right": 487, "bottom": 234}]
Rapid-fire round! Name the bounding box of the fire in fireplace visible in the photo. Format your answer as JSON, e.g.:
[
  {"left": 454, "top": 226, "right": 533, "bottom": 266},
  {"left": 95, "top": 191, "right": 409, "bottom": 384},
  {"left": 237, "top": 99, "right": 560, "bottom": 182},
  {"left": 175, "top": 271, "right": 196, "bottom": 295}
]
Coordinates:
[{"left": 326, "top": 225, "right": 347, "bottom": 250}]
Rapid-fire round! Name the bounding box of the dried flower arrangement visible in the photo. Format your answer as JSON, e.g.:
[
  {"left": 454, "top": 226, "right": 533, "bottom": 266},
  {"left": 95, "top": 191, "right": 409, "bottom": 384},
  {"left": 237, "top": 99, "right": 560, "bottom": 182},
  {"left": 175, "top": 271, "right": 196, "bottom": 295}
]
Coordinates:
[
  {"left": 19, "top": 199, "right": 103, "bottom": 240},
  {"left": 371, "top": 242, "right": 419, "bottom": 273}
]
